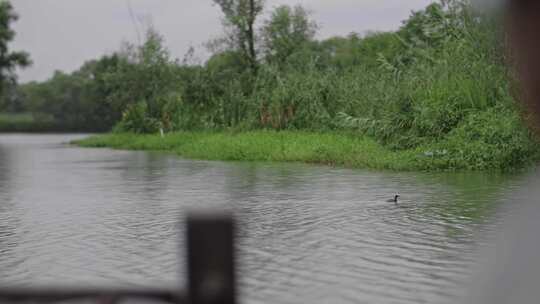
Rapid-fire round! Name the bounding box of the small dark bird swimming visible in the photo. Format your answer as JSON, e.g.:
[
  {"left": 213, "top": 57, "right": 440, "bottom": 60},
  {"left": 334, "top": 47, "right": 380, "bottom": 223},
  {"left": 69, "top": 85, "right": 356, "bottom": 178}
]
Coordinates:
[{"left": 387, "top": 194, "right": 400, "bottom": 203}]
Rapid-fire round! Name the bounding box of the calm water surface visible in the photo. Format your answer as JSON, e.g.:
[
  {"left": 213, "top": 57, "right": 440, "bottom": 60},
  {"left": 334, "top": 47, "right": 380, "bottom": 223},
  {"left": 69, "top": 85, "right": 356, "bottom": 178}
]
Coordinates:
[{"left": 0, "top": 134, "right": 526, "bottom": 303}]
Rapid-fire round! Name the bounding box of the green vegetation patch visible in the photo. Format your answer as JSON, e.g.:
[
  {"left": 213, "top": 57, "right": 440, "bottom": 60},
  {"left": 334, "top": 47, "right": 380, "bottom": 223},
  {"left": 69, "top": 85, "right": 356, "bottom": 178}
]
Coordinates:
[{"left": 74, "top": 131, "right": 539, "bottom": 171}]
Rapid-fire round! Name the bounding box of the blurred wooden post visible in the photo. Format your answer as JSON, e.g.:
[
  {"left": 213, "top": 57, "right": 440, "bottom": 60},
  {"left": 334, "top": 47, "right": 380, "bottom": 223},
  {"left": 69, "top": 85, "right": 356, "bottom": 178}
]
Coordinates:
[{"left": 187, "top": 214, "right": 236, "bottom": 304}]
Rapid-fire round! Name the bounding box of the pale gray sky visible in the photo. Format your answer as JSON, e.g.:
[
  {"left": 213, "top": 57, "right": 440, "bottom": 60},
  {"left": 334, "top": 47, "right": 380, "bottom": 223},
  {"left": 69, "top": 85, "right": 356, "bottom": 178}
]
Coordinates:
[{"left": 11, "top": 0, "right": 434, "bottom": 83}]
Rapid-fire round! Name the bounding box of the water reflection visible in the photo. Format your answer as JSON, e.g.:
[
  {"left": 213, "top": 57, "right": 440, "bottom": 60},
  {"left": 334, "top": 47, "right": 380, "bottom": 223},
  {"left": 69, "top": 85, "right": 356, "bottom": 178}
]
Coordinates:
[
  {"left": 0, "top": 144, "right": 14, "bottom": 256},
  {"left": 0, "top": 134, "right": 528, "bottom": 303},
  {"left": 0, "top": 140, "right": 31, "bottom": 284}
]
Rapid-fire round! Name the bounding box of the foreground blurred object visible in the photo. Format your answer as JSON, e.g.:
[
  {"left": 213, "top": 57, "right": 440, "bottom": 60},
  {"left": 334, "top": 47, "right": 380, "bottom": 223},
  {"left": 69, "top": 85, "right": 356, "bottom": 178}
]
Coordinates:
[
  {"left": 467, "top": 172, "right": 540, "bottom": 303},
  {"left": 467, "top": 1, "right": 540, "bottom": 303},
  {"left": 187, "top": 215, "right": 235, "bottom": 304},
  {"left": 0, "top": 214, "right": 236, "bottom": 304},
  {"left": 506, "top": 0, "right": 540, "bottom": 126}
]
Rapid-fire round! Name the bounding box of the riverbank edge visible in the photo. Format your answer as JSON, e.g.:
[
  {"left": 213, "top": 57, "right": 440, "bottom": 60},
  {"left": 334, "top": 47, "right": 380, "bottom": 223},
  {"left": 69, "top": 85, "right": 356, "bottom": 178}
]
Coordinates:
[{"left": 74, "top": 131, "right": 493, "bottom": 171}]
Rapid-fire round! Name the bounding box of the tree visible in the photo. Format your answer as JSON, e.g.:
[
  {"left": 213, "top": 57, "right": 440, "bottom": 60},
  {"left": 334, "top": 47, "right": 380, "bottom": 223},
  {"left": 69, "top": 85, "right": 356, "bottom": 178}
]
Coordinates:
[
  {"left": 0, "top": 1, "right": 31, "bottom": 93},
  {"left": 131, "top": 28, "right": 179, "bottom": 118},
  {"left": 212, "top": 0, "right": 264, "bottom": 73},
  {"left": 261, "top": 5, "right": 317, "bottom": 67},
  {"left": 110, "top": 28, "right": 184, "bottom": 132},
  {"left": 76, "top": 54, "right": 128, "bottom": 129}
]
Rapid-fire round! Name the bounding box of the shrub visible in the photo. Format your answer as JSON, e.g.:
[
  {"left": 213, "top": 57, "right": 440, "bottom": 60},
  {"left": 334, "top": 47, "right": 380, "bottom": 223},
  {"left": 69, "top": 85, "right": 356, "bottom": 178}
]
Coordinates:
[
  {"left": 420, "top": 108, "right": 538, "bottom": 170},
  {"left": 114, "top": 102, "right": 160, "bottom": 134}
]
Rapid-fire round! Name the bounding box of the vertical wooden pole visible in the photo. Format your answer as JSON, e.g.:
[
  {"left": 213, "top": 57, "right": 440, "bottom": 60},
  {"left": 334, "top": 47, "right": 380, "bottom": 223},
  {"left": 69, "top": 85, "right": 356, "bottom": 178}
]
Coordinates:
[{"left": 187, "top": 214, "right": 236, "bottom": 304}]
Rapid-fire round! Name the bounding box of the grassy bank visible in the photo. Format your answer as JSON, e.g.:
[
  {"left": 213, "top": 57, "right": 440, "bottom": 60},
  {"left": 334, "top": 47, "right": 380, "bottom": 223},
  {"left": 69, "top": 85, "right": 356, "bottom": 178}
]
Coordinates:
[{"left": 74, "top": 131, "right": 539, "bottom": 171}]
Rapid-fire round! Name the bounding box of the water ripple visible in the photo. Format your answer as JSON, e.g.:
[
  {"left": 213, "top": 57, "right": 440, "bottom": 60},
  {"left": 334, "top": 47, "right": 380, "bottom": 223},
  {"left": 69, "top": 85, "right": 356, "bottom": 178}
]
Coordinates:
[{"left": 0, "top": 134, "right": 525, "bottom": 303}]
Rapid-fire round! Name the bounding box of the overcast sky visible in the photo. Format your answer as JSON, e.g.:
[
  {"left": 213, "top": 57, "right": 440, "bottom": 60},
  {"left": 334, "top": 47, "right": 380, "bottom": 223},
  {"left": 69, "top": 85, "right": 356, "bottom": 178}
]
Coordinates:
[{"left": 11, "top": 0, "right": 434, "bottom": 83}]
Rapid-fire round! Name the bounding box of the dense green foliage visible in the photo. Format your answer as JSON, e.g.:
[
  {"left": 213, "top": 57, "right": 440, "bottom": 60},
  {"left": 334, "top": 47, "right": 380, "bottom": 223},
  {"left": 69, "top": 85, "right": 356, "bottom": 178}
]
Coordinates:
[{"left": 6, "top": 0, "right": 540, "bottom": 170}]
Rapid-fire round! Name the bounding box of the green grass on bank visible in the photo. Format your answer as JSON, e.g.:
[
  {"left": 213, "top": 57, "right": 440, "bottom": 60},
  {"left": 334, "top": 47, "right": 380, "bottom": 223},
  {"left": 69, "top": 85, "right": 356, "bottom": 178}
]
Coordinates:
[
  {"left": 75, "top": 131, "right": 416, "bottom": 170},
  {"left": 73, "top": 131, "right": 539, "bottom": 171}
]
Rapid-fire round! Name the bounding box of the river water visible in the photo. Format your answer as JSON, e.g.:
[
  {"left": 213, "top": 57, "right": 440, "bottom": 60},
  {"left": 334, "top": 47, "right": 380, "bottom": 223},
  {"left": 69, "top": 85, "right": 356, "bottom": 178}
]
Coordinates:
[{"left": 0, "top": 134, "right": 527, "bottom": 303}]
